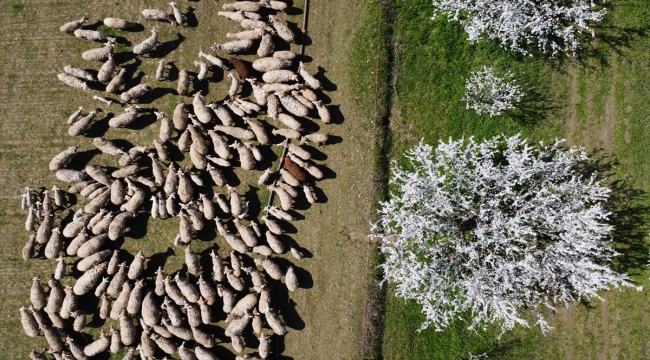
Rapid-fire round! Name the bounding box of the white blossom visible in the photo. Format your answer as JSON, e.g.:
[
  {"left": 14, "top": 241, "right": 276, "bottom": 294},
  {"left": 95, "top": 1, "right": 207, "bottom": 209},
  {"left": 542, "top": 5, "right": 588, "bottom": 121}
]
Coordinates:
[
  {"left": 462, "top": 67, "right": 524, "bottom": 117},
  {"left": 431, "top": 0, "right": 607, "bottom": 56},
  {"left": 372, "top": 134, "right": 640, "bottom": 335}
]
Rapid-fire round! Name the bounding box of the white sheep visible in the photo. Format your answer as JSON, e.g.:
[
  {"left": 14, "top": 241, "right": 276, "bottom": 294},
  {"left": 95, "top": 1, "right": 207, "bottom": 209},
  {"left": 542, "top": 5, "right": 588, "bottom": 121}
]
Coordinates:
[
  {"left": 223, "top": 1, "right": 261, "bottom": 12},
  {"left": 257, "top": 31, "right": 275, "bottom": 58},
  {"left": 213, "top": 124, "right": 256, "bottom": 140},
  {"left": 211, "top": 39, "right": 255, "bottom": 53},
  {"left": 60, "top": 16, "right": 88, "bottom": 33},
  {"left": 155, "top": 59, "right": 165, "bottom": 80},
  {"left": 225, "top": 99, "right": 246, "bottom": 116},
  {"left": 236, "top": 98, "right": 262, "bottom": 113},
  {"left": 49, "top": 145, "right": 78, "bottom": 171},
  {"left": 194, "top": 60, "right": 209, "bottom": 81},
  {"left": 67, "top": 106, "right": 84, "bottom": 124},
  {"left": 266, "top": 230, "right": 286, "bottom": 254},
  {"left": 68, "top": 110, "right": 97, "bottom": 136},
  {"left": 278, "top": 91, "right": 310, "bottom": 117},
  {"left": 263, "top": 69, "right": 298, "bottom": 84},
  {"left": 227, "top": 29, "right": 263, "bottom": 40},
  {"left": 120, "top": 83, "right": 151, "bottom": 102},
  {"left": 93, "top": 95, "right": 113, "bottom": 106},
  {"left": 291, "top": 89, "right": 315, "bottom": 109},
  {"left": 252, "top": 57, "right": 292, "bottom": 72},
  {"left": 262, "top": 0, "right": 289, "bottom": 12},
  {"left": 218, "top": 11, "right": 246, "bottom": 22},
  {"left": 207, "top": 103, "right": 235, "bottom": 126},
  {"left": 298, "top": 61, "right": 322, "bottom": 89},
  {"left": 142, "top": 9, "right": 174, "bottom": 23},
  {"left": 273, "top": 50, "right": 298, "bottom": 60},
  {"left": 198, "top": 50, "right": 227, "bottom": 69},
  {"left": 227, "top": 72, "right": 240, "bottom": 98},
  {"left": 300, "top": 132, "right": 329, "bottom": 145},
  {"left": 82, "top": 41, "right": 114, "bottom": 62},
  {"left": 298, "top": 84, "right": 319, "bottom": 101},
  {"left": 276, "top": 113, "right": 303, "bottom": 130},
  {"left": 178, "top": 69, "right": 190, "bottom": 95},
  {"left": 133, "top": 27, "right": 158, "bottom": 55},
  {"left": 103, "top": 17, "right": 139, "bottom": 29},
  {"left": 230, "top": 141, "right": 255, "bottom": 170},
  {"left": 269, "top": 15, "right": 295, "bottom": 42},
  {"left": 169, "top": 2, "right": 185, "bottom": 25},
  {"left": 109, "top": 106, "right": 139, "bottom": 127},
  {"left": 240, "top": 18, "right": 273, "bottom": 32},
  {"left": 74, "top": 29, "right": 114, "bottom": 42},
  {"left": 262, "top": 82, "right": 299, "bottom": 93},
  {"left": 193, "top": 92, "right": 213, "bottom": 124},
  {"left": 57, "top": 73, "right": 89, "bottom": 91},
  {"left": 63, "top": 65, "right": 95, "bottom": 81},
  {"left": 56, "top": 169, "right": 88, "bottom": 182},
  {"left": 243, "top": 117, "right": 270, "bottom": 144},
  {"left": 266, "top": 93, "right": 280, "bottom": 119},
  {"left": 106, "top": 68, "right": 127, "bottom": 93},
  {"left": 271, "top": 128, "right": 301, "bottom": 139},
  {"left": 73, "top": 262, "right": 107, "bottom": 295}
]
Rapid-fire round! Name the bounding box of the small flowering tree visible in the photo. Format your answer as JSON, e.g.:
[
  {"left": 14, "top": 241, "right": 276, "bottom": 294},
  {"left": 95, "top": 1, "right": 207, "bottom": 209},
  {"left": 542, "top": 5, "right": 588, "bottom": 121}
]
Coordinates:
[
  {"left": 462, "top": 67, "right": 523, "bottom": 117},
  {"left": 431, "top": 0, "right": 607, "bottom": 56},
  {"left": 372, "top": 134, "right": 640, "bottom": 334}
]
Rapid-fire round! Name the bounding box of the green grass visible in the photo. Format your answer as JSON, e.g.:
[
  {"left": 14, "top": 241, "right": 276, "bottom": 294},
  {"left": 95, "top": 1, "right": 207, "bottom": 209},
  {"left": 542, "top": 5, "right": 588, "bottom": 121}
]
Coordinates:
[{"left": 380, "top": 0, "right": 650, "bottom": 358}]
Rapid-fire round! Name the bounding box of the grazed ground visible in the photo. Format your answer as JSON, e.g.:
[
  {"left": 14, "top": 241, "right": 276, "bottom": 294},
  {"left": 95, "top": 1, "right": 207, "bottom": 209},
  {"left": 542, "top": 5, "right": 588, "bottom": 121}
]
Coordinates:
[{"left": 0, "top": 0, "right": 378, "bottom": 358}]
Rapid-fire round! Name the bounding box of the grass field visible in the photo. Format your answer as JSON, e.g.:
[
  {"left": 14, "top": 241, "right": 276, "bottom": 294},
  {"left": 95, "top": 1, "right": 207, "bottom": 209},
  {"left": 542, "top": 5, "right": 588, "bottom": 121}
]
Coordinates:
[
  {"left": 0, "top": 0, "right": 385, "bottom": 358},
  {"left": 380, "top": 0, "right": 650, "bottom": 359}
]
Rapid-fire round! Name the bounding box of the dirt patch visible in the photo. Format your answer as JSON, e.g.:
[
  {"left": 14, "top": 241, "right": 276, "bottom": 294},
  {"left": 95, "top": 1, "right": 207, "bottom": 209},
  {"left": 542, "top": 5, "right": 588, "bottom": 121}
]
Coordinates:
[{"left": 601, "top": 57, "right": 618, "bottom": 152}]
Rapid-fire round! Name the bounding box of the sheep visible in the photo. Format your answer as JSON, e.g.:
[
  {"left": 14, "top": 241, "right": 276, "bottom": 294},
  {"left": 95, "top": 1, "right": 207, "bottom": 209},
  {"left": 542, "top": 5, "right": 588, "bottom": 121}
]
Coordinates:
[
  {"left": 229, "top": 251, "right": 243, "bottom": 277},
  {"left": 195, "top": 60, "right": 209, "bottom": 81},
  {"left": 77, "top": 233, "right": 108, "bottom": 258},
  {"left": 253, "top": 244, "right": 274, "bottom": 256},
  {"left": 217, "top": 283, "right": 237, "bottom": 313},
  {"left": 46, "top": 278, "right": 64, "bottom": 315},
  {"left": 195, "top": 344, "right": 219, "bottom": 360},
  {"left": 225, "top": 231, "right": 250, "bottom": 254},
  {"left": 254, "top": 258, "right": 283, "bottom": 280},
  {"left": 108, "top": 106, "right": 139, "bottom": 129},
  {"left": 72, "top": 310, "right": 87, "bottom": 332},
  {"left": 84, "top": 329, "right": 110, "bottom": 356},
  {"left": 259, "top": 332, "right": 271, "bottom": 358},
  {"left": 20, "top": 306, "right": 39, "bottom": 337},
  {"left": 263, "top": 93, "right": 279, "bottom": 120},
  {"left": 133, "top": 27, "right": 159, "bottom": 55},
  {"left": 68, "top": 109, "right": 97, "bottom": 136},
  {"left": 35, "top": 210, "right": 54, "bottom": 244},
  {"left": 271, "top": 128, "right": 301, "bottom": 140},
  {"left": 142, "top": 9, "right": 173, "bottom": 23},
  {"left": 126, "top": 250, "right": 144, "bottom": 280},
  {"left": 90, "top": 212, "right": 113, "bottom": 236},
  {"left": 125, "top": 279, "right": 146, "bottom": 317},
  {"left": 225, "top": 186, "right": 243, "bottom": 215},
  {"left": 170, "top": 103, "right": 188, "bottom": 131},
  {"left": 225, "top": 99, "right": 246, "bottom": 116},
  {"left": 285, "top": 143, "right": 311, "bottom": 161},
  {"left": 240, "top": 18, "right": 273, "bottom": 32},
  {"left": 257, "top": 31, "right": 275, "bottom": 58},
  {"left": 22, "top": 234, "right": 36, "bottom": 260},
  {"left": 298, "top": 60, "right": 323, "bottom": 90},
  {"left": 206, "top": 104, "right": 234, "bottom": 128},
  {"left": 263, "top": 82, "right": 300, "bottom": 93},
  {"left": 167, "top": 193, "right": 178, "bottom": 217},
  {"left": 301, "top": 161, "right": 324, "bottom": 180},
  {"left": 105, "top": 249, "right": 120, "bottom": 275},
  {"left": 148, "top": 157, "right": 165, "bottom": 187},
  {"left": 151, "top": 332, "right": 178, "bottom": 355},
  {"left": 184, "top": 301, "right": 202, "bottom": 328},
  {"left": 73, "top": 262, "right": 107, "bottom": 295},
  {"left": 120, "top": 187, "right": 145, "bottom": 213},
  {"left": 94, "top": 277, "right": 110, "bottom": 297},
  {"left": 199, "top": 50, "right": 227, "bottom": 69},
  {"left": 106, "top": 68, "right": 127, "bottom": 93},
  {"left": 291, "top": 89, "right": 315, "bottom": 110},
  {"left": 231, "top": 335, "right": 245, "bottom": 353},
  {"left": 164, "top": 277, "right": 186, "bottom": 307},
  {"left": 110, "top": 179, "right": 126, "bottom": 206},
  {"left": 164, "top": 1, "right": 185, "bottom": 25},
  {"left": 120, "top": 145, "right": 147, "bottom": 167},
  {"left": 283, "top": 155, "right": 309, "bottom": 182},
  {"left": 193, "top": 92, "right": 213, "bottom": 124},
  {"left": 63, "top": 65, "right": 95, "bottom": 82},
  {"left": 268, "top": 15, "right": 295, "bottom": 43},
  {"left": 110, "top": 281, "right": 132, "bottom": 320},
  {"left": 211, "top": 39, "right": 255, "bottom": 53},
  {"left": 230, "top": 293, "right": 259, "bottom": 320},
  {"left": 243, "top": 117, "right": 271, "bottom": 143},
  {"left": 110, "top": 326, "right": 123, "bottom": 354},
  {"left": 278, "top": 92, "right": 310, "bottom": 117},
  {"left": 223, "top": 1, "right": 261, "bottom": 11},
  {"left": 297, "top": 84, "right": 319, "bottom": 101},
  {"left": 229, "top": 141, "right": 254, "bottom": 170},
  {"left": 121, "top": 83, "right": 151, "bottom": 102},
  {"left": 178, "top": 342, "right": 200, "bottom": 360},
  {"left": 96, "top": 55, "right": 116, "bottom": 82},
  {"left": 243, "top": 266, "right": 266, "bottom": 288},
  {"left": 138, "top": 331, "right": 156, "bottom": 358},
  {"left": 60, "top": 286, "right": 79, "bottom": 319},
  {"left": 227, "top": 30, "right": 263, "bottom": 42},
  {"left": 198, "top": 193, "right": 216, "bottom": 221},
  {"left": 67, "top": 336, "right": 88, "bottom": 360},
  {"left": 225, "top": 311, "right": 252, "bottom": 336},
  {"left": 218, "top": 11, "right": 246, "bottom": 22},
  {"left": 82, "top": 41, "right": 114, "bottom": 62},
  {"left": 112, "top": 164, "right": 140, "bottom": 178},
  {"left": 213, "top": 124, "right": 256, "bottom": 140},
  {"left": 245, "top": 78, "right": 268, "bottom": 106},
  {"left": 176, "top": 273, "right": 201, "bottom": 302},
  {"left": 67, "top": 106, "right": 85, "bottom": 125},
  {"left": 197, "top": 276, "right": 217, "bottom": 306},
  {"left": 300, "top": 132, "right": 329, "bottom": 146},
  {"left": 265, "top": 307, "right": 287, "bottom": 335},
  {"left": 203, "top": 165, "right": 224, "bottom": 188},
  {"left": 41, "top": 324, "right": 65, "bottom": 352},
  {"left": 103, "top": 17, "right": 139, "bottom": 29},
  {"left": 60, "top": 16, "right": 88, "bottom": 33},
  {"left": 84, "top": 165, "right": 112, "bottom": 186},
  {"left": 311, "top": 99, "right": 332, "bottom": 123},
  {"left": 162, "top": 318, "right": 193, "bottom": 340},
  {"left": 41, "top": 190, "right": 53, "bottom": 212},
  {"left": 57, "top": 73, "right": 89, "bottom": 91},
  {"left": 77, "top": 249, "right": 111, "bottom": 272},
  {"left": 74, "top": 29, "right": 114, "bottom": 42},
  {"left": 43, "top": 226, "right": 63, "bottom": 260},
  {"left": 267, "top": 204, "right": 294, "bottom": 221},
  {"left": 252, "top": 57, "right": 292, "bottom": 72},
  {"left": 109, "top": 211, "right": 133, "bottom": 240},
  {"left": 236, "top": 98, "right": 262, "bottom": 113},
  {"left": 178, "top": 69, "right": 190, "bottom": 95},
  {"left": 176, "top": 170, "right": 193, "bottom": 204},
  {"left": 24, "top": 206, "right": 35, "bottom": 232},
  {"left": 152, "top": 138, "right": 169, "bottom": 162},
  {"left": 227, "top": 72, "right": 240, "bottom": 98},
  {"left": 91, "top": 137, "right": 123, "bottom": 157},
  {"left": 262, "top": 0, "right": 289, "bottom": 12},
  {"left": 265, "top": 230, "right": 286, "bottom": 254},
  {"left": 268, "top": 184, "right": 292, "bottom": 211},
  {"left": 273, "top": 50, "right": 298, "bottom": 60},
  {"left": 276, "top": 113, "right": 303, "bottom": 131}
]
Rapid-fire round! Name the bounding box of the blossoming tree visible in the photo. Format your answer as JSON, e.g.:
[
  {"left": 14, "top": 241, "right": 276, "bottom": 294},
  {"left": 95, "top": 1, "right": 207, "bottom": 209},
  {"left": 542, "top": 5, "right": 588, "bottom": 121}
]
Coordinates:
[
  {"left": 372, "top": 134, "right": 640, "bottom": 334},
  {"left": 431, "top": 0, "right": 607, "bottom": 56},
  {"left": 462, "top": 67, "right": 524, "bottom": 117}
]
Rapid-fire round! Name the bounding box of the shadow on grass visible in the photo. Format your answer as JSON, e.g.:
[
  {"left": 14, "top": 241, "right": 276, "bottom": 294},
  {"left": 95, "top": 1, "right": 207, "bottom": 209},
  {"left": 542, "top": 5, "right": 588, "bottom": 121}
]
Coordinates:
[
  {"left": 576, "top": 150, "right": 650, "bottom": 276},
  {"left": 504, "top": 88, "right": 560, "bottom": 127}
]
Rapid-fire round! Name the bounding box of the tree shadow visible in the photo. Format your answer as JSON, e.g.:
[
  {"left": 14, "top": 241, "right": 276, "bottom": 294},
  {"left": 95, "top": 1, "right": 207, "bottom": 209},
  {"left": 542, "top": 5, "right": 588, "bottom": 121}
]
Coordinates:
[
  {"left": 504, "top": 87, "right": 559, "bottom": 127},
  {"left": 149, "top": 33, "right": 186, "bottom": 58},
  {"left": 575, "top": 150, "right": 650, "bottom": 276}
]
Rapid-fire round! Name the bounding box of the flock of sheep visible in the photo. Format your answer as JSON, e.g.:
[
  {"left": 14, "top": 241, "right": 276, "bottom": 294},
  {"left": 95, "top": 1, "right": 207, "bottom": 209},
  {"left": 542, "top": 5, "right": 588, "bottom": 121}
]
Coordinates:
[{"left": 20, "top": 1, "right": 334, "bottom": 359}]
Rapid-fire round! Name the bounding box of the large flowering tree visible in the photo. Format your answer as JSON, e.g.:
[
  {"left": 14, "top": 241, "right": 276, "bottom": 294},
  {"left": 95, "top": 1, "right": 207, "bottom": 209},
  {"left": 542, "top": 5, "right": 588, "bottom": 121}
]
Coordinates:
[
  {"left": 372, "top": 134, "right": 640, "bottom": 334},
  {"left": 431, "top": 0, "right": 607, "bottom": 56}
]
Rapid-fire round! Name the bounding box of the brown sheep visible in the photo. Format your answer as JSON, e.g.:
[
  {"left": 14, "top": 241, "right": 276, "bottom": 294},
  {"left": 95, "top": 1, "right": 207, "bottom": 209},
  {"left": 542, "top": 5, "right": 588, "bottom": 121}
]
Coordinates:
[
  {"left": 282, "top": 155, "right": 308, "bottom": 182},
  {"left": 229, "top": 57, "right": 250, "bottom": 80}
]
